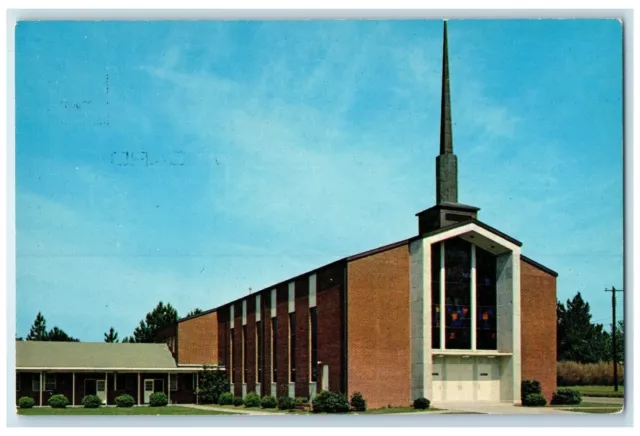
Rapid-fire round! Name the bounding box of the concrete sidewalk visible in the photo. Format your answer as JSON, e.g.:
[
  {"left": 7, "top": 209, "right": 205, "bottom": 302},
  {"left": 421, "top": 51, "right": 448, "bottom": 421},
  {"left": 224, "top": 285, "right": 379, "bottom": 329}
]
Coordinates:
[
  {"left": 180, "top": 404, "right": 285, "bottom": 415},
  {"left": 431, "top": 402, "right": 578, "bottom": 415},
  {"left": 583, "top": 396, "right": 624, "bottom": 404}
]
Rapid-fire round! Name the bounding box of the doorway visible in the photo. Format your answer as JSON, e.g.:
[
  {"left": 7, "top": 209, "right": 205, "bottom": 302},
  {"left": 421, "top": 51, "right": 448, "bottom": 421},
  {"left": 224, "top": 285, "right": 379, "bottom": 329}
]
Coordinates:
[{"left": 143, "top": 379, "right": 164, "bottom": 404}]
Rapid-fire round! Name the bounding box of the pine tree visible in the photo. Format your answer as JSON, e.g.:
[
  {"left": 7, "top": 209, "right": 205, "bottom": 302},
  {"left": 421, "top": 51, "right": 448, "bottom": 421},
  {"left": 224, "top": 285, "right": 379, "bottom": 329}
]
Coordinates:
[
  {"left": 26, "top": 312, "right": 48, "bottom": 341},
  {"left": 186, "top": 308, "right": 203, "bottom": 318},
  {"left": 104, "top": 327, "right": 119, "bottom": 343},
  {"left": 121, "top": 336, "right": 135, "bottom": 343},
  {"left": 132, "top": 301, "right": 179, "bottom": 343},
  {"left": 557, "top": 292, "right": 610, "bottom": 363},
  {"left": 47, "top": 326, "right": 80, "bottom": 342}
]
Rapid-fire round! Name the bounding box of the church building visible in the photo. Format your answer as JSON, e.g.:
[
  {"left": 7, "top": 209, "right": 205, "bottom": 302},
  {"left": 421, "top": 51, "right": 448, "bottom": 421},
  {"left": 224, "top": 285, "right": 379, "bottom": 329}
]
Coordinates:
[{"left": 159, "top": 21, "right": 558, "bottom": 409}]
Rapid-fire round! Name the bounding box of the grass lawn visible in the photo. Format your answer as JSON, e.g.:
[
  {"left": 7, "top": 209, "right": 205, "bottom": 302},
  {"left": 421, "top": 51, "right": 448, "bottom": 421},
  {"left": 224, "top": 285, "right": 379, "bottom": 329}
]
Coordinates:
[
  {"left": 200, "top": 404, "right": 298, "bottom": 414},
  {"left": 201, "top": 404, "right": 443, "bottom": 415},
  {"left": 565, "top": 386, "right": 624, "bottom": 398},
  {"left": 564, "top": 407, "right": 623, "bottom": 414},
  {"left": 17, "top": 406, "right": 235, "bottom": 416}
]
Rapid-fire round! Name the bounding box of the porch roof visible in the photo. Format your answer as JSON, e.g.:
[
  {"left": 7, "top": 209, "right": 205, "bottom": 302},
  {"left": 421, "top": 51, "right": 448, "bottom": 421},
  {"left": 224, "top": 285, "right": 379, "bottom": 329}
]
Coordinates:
[{"left": 15, "top": 341, "right": 195, "bottom": 371}]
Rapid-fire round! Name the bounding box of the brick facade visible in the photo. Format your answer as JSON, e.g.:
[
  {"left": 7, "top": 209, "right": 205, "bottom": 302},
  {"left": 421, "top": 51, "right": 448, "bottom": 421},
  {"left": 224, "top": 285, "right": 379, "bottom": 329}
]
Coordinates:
[
  {"left": 520, "top": 259, "right": 557, "bottom": 402},
  {"left": 177, "top": 311, "right": 218, "bottom": 365},
  {"left": 347, "top": 245, "right": 412, "bottom": 409}
]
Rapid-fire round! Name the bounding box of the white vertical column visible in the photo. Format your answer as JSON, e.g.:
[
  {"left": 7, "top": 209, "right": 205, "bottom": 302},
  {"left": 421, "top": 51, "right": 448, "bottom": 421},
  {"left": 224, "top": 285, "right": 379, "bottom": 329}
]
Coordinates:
[
  {"left": 72, "top": 372, "right": 76, "bottom": 406},
  {"left": 512, "top": 250, "right": 522, "bottom": 404},
  {"left": 167, "top": 373, "right": 171, "bottom": 405},
  {"left": 39, "top": 372, "right": 43, "bottom": 406},
  {"left": 288, "top": 282, "right": 295, "bottom": 397},
  {"left": 471, "top": 244, "right": 477, "bottom": 351},
  {"left": 270, "top": 289, "right": 276, "bottom": 397},
  {"left": 439, "top": 243, "right": 446, "bottom": 350},
  {"left": 256, "top": 294, "right": 261, "bottom": 322},
  {"left": 309, "top": 273, "right": 317, "bottom": 399},
  {"left": 105, "top": 373, "right": 108, "bottom": 405},
  {"left": 137, "top": 373, "right": 141, "bottom": 405},
  {"left": 242, "top": 300, "right": 247, "bottom": 326}
]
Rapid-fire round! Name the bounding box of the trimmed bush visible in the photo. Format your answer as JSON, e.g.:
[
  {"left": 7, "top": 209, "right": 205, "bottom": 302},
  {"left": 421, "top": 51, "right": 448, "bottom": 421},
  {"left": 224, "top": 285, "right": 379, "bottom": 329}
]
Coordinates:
[
  {"left": 557, "top": 361, "right": 624, "bottom": 386},
  {"left": 551, "top": 388, "right": 582, "bottom": 405},
  {"left": 311, "top": 391, "right": 351, "bottom": 413},
  {"left": 521, "top": 380, "right": 542, "bottom": 403},
  {"left": 278, "top": 396, "right": 296, "bottom": 411},
  {"left": 350, "top": 392, "right": 366, "bottom": 412},
  {"left": 233, "top": 396, "right": 244, "bottom": 406},
  {"left": 243, "top": 392, "right": 261, "bottom": 408},
  {"left": 18, "top": 396, "right": 35, "bottom": 409},
  {"left": 218, "top": 392, "right": 233, "bottom": 405},
  {"left": 115, "top": 394, "right": 135, "bottom": 408},
  {"left": 261, "top": 395, "right": 277, "bottom": 409},
  {"left": 295, "top": 397, "right": 307, "bottom": 406},
  {"left": 81, "top": 395, "right": 102, "bottom": 408},
  {"left": 48, "top": 394, "right": 69, "bottom": 409},
  {"left": 523, "top": 393, "right": 547, "bottom": 407},
  {"left": 149, "top": 392, "right": 168, "bottom": 407},
  {"left": 413, "top": 397, "right": 430, "bottom": 410}
]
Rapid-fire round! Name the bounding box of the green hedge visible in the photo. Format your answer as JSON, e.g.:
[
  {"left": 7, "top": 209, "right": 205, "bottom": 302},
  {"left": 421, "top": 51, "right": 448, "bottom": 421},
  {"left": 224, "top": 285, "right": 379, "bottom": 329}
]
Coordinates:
[
  {"left": 261, "top": 395, "right": 277, "bottom": 409},
  {"left": 81, "top": 395, "right": 102, "bottom": 408},
  {"left": 311, "top": 391, "right": 351, "bottom": 413},
  {"left": 18, "top": 397, "right": 35, "bottom": 409},
  {"left": 115, "top": 394, "right": 135, "bottom": 408},
  {"left": 243, "top": 392, "right": 261, "bottom": 408},
  {"left": 218, "top": 392, "right": 233, "bottom": 405},
  {"left": 277, "top": 396, "right": 296, "bottom": 411},
  {"left": 48, "top": 394, "right": 69, "bottom": 408},
  {"left": 523, "top": 393, "right": 547, "bottom": 407},
  {"left": 149, "top": 392, "right": 168, "bottom": 407},
  {"left": 551, "top": 388, "right": 582, "bottom": 405},
  {"left": 350, "top": 392, "right": 366, "bottom": 412},
  {"left": 233, "top": 395, "right": 244, "bottom": 406},
  {"left": 413, "top": 397, "right": 430, "bottom": 410}
]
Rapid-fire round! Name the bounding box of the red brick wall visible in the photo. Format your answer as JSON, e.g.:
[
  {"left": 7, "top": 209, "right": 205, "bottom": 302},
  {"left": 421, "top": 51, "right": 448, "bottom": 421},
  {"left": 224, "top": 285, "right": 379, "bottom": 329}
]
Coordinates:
[
  {"left": 346, "top": 245, "right": 411, "bottom": 409},
  {"left": 177, "top": 311, "right": 218, "bottom": 365},
  {"left": 316, "top": 262, "right": 346, "bottom": 394},
  {"left": 520, "top": 259, "right": 557, "bottom": 402},
  {"left": 294, "top": 276, "right": 310, "bottom": 398}
]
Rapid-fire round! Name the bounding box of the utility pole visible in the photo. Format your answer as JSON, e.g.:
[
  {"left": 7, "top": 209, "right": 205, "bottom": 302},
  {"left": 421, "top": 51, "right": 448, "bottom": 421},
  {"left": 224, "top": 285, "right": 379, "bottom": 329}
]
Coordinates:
[{"left": 605, "top": 286, "right": 623, "bottom": 391}]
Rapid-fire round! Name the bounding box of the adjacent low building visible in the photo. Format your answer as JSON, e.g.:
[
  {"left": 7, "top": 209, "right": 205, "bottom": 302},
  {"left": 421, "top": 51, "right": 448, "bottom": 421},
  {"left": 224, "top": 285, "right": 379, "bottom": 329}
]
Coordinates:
[{"left": 15, "top": 341, "right": 205, "bottom": 406}]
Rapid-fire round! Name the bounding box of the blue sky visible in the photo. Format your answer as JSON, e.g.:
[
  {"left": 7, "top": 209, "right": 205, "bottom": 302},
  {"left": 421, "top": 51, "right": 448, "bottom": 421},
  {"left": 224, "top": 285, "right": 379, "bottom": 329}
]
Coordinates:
[{"left": 15, "top": 19, "right": 623, "bottom": 341}]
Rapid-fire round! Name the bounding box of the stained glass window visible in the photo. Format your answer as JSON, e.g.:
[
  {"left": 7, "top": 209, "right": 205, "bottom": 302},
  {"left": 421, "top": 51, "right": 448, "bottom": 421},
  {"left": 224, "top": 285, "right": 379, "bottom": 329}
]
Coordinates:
[
  {"left": 444, "top": 238, "right": 472, "bottom": 349},
  {"left": 431, "top": 242, "right": 441, "bottom": 348},
  {"left": 476, "top": 245, "right": 497, "bottom": 350}
]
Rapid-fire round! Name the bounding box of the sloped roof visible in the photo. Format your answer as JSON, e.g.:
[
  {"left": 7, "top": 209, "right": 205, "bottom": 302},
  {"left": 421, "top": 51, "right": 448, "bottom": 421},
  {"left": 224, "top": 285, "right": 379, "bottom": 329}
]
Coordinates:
[{"left": 16, "top": 341, "right": 178, "bottom": 370}]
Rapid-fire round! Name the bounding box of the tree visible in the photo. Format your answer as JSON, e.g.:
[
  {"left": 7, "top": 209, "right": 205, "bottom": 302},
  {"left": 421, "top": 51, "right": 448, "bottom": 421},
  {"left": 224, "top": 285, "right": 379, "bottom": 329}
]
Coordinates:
[
  {"left": 26, "top": 312, "right": 48, "bottom": 341},
  {"left": 557, "top": 292, "right": 610, "bottom": 363},
  {"left": 121, "top": 336, "right": 135, "bottom": 343},
  {"left": 104, "top": 327, "right": 119, "bottom": 343},
  {"left": 613, "top": 319, "right": 624, "bottom": 364},
  {"left": 196, "top": 365, "right": 229, "bottom": 404},
  {"left": 47, "top": 326, "right": 79, "bottom": 342},
  {"left": 16, "top": 336, "right": 24, "bottom": 341},
  {"left": 186, "top": 308, "right": 203, "bottom": 318},
  {"left": 132, "top": 301, "right": 179, "bottom": 343}
]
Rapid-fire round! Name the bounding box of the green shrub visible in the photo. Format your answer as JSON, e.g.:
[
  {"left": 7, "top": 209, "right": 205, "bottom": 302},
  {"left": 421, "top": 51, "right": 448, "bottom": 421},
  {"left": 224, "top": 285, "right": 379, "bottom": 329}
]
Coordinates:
[
  {"left": 350, "top": 392, "right": 366, "bottom": 412},
  {"left": 521, "top": 379, "right": 542, "bottom": 403},
  {"left": 115, "top": 394, "right": 135, "bottom": 408},
  {"left": 311, "top": 391, "right": 351, "bottom": 413},
  {"left": 17, "top": 396, "right": 35, "bottom": 409},
  {"left": 295, "top": 397, "right": 307, "bottom": 406},
  {"left": 149, "top": 392, "right": 168, "bottom": 407},
  {"left": 557, "top": 361, "right": 624, "bottom": 386},
  {"left": 233, "top": 396, "right": 244, "bottom": 406},
  {"left": 523, "top": 393, "right": 547, "bottom": 407},
  {"left": 278, "top": 396, "right": 296, "bottom": 411},
  {"left": 261, "top": 395, "right": 277, "bottom": 409},
  {"left": 243, "top": 392, "right": 261, "bottom": 408},
  {"left": 218, "top": 392, "right": 233, "bottom": 405},
  {"left": 413, "top": 397, "right": 430, "bottom": 410},
  {"left": 81, "top": 395, "right": 102, "bottom": 408},
  {"left": 551, "top": 388, "right": 582, "bottom": 405},
  {"left": 47, "top": 394, "right": 69, "bottom": 409},
  {"left": 196, "top": 367, "right": 229, "bottom": 404}
]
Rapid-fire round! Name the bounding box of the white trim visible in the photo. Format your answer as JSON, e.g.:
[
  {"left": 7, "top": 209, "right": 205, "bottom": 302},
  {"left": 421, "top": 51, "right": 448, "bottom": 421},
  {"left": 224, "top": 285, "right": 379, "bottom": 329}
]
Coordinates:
[
  {"left": 471, "top": 243, "right": 477, "bottom": 351},
  {"left": 230, "top": 304, "right": 235, "bottom": 328},
  {"left": 288, "top": 282, "right": 295, "bottom": 313},
  {"left": 270, "top": 289, "right": 277, "bottom": 318},
  {"left": 309, "top": 274, "right": 317, "bottom": 308},
  {"left": 424, "top": 222, "right": 520, "bottom": 253},
  {"left": 256, "top": 294, "right": 261, "bottom": 322},
  {"left": 431, "top": 350, "right": 513, "bottom": 357},
  {"left": 17, "top": 367, "right": 201, "bottom": 372},
  {"left": 439, "top": 242, "right": 446, "bottom": 350},
  {"left": 242, "top": 300, "right": 247, "bottom": 325}
]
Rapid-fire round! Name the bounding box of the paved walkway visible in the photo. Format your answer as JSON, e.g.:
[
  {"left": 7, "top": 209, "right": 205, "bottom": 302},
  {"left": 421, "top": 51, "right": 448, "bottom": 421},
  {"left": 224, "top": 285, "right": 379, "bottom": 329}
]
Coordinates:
[
  {"left": 179, "top": 404, "right": 284, "bottom": 415},
  {"left": 431, "top": 402, "right": 577, "bottom": 415},
  {"left": 583, "top": 396, "right": 624, "bottom": 404}
]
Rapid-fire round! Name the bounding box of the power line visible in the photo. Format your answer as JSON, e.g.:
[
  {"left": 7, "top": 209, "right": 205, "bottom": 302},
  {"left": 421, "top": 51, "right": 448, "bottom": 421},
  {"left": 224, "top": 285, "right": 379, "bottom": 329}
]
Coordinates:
[{"left": 605, "top": 286, "right": 623, "bottom": 392}]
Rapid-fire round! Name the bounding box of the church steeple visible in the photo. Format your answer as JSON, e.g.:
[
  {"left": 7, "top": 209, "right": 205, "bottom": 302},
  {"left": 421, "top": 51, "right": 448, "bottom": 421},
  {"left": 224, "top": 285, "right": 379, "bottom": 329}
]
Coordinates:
[
  {"left": 436, "top": 20, "right": 458, "bottom": 204},
  {"left": 416, "top": 20, "right": 479, "bottom": 235}
]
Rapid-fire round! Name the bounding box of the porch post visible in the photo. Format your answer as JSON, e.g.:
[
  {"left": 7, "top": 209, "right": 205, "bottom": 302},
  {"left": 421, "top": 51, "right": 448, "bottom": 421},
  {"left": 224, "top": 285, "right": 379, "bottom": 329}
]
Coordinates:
[
  {"left": 72, "top": 372, "right": 76, "bottom": 406},
  {"left": 167, "top": 373, "right": 171, "bottom": 405},
  {"left": 39, "top": 372, "right": 43, "bottom": 406},
  {"left": 137, "top": 373, "right": 141, "bottom": 405}
]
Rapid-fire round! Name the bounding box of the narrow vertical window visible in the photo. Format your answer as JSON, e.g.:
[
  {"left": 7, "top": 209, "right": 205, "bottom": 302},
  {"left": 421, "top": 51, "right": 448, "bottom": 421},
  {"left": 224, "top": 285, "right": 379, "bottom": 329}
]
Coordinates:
[
  {"left": 289, "top": 312, "right": 296, "bottom": 382},
  {"left": 431, "top": 242, "right": 442, "bottom": 349},
  {"left": 243, "top": 325, "right": 248, "bottom": 384},
  {"left": 272, "top": 317, "right": 278, "bottom": 382},
  {"left": 256, "top": 321, "right": 263, "bottom": 385},
  {"left": 476, "top": 245, "right": 497, "bottom": 350},
  {"left": 310, "top": 307, "right": 318, "bottom": 382},
  {"left": 445, "top": 238, "right": 472, "bottom": 350},
  {"left": 229, "top": 328, "right": 235, "bottom": 384}
]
